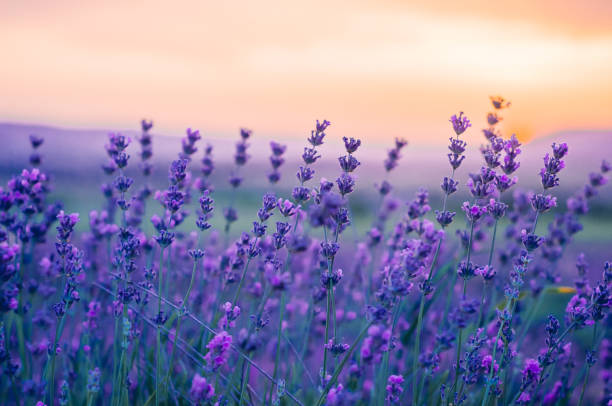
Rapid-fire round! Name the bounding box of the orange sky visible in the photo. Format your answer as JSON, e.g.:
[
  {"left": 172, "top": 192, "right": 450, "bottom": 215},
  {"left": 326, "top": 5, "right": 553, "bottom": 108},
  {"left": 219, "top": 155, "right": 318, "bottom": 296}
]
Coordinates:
[{"left": 1, "top": 0, "right": 611, "bottom": 144}]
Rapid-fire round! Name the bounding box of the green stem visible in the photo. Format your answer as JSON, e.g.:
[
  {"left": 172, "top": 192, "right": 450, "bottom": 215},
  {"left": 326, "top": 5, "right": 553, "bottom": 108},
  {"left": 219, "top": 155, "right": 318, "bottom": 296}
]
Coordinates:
[
  {"left": 322, "top": 283, "right": 332, "bottom": 381},
  {"left": 202, "top": 271, "right": 225, "bottom": 351},
  {"left": 577, "top": 323, "right": 598, "bottom": 406},
  {"left": 330, "top": 284, "right": 337, "bottom": 343},
  {"left": 114, "top": 350, "right": 126, "bottom": 406},
  {"left": 322, "top": 225, "right": 332, "bottom": 381},
  {"left": 284, "top": 331, "right": 316, "bottom": 387},
  {"left": 231, "top": 237, "right": 259, "bottom": 306},
  {"left": 110, "top": 303, "right": 120, "bottom": 406},
  {"left": 15, "top": 314, "right": 27, "bottom": 379},
  {"left": 449, "top": 327, "right": 463, "bottom": 400},
  {"left": 516, "top": 292, "right": 544, "bottom": 345},
  {"left": 466, "top": 221, "right": 475, "bottom": 265},
  {"left": 449, "top": 222, "right": 474, "bottom": 401},
  {"left": 412, "top": 165, "right": 456, "bottom": 403},
  {"left": 481, "top": 320, "right": 503, "bottom": 405},
  {"left": 482, "top": 212, "right": 542, "bottom": 406},
  {"left": 115, "top": 289, "right": 131, "bottom": 405},
  {"left": 269, "top": 291, "right": 286, "bottom": 404},
  {"left": 292, "top": 299, "right": 315, "bottom": 391},
  {"left": 477, "top": 220, "right": 498, "bottom": 327},
  {"left": 155, "top": 247, "right": 165, "bottom": 406},
  {"left": 379, "top": 300, "right": 402, "bottom": 406},
  {"left": 163, "top": 258, "right": 199, "bottom": 393},
  {"left": 487, "top": 220, "right": 498, "bottom": 266},
  {"left": 48, "top": 313, "right": 67, "bottom": 405},
  {"left": 16, "top": 245, "right": 28, "bottom": 379},
  {"left": 315, "top": 321, "right": 373, "bottom": 406},
  {"left": 238, "top": 359, "right": 251, "bottom": 405},
  {"left": 48, "top": 252, "right": 68, "bottom": 405}
]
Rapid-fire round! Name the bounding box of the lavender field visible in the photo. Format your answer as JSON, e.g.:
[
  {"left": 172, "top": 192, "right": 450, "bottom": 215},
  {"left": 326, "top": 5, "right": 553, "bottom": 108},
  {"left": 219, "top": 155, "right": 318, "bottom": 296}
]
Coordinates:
[{"left": 0, "top": 97, "right": 611, "bottom": 406}]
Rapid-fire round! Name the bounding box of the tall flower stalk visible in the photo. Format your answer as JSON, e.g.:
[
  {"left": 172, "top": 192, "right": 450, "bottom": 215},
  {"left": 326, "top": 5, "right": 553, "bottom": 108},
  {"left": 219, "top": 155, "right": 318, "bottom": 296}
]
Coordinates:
[
  {"left": 481, "top": 142, "right": 568, "bottom": 405},
  {"left": 269, "top": 120, "right": 330, "bottom": 402},
  {"left": 223, "top": 128, "right": 252, "bottom": 237},
  {"left": 412, "top": 111, "right": 470, "bottom": 405},
  {"left": 47, "top": 211, "right": 81, "bottom": 404}
]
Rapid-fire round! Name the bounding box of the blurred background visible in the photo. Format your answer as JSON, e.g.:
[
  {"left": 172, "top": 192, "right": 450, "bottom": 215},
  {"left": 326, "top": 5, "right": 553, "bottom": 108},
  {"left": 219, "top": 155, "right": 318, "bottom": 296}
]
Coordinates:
[
  {"left": 1, "top": 0, "right": 612, "bottom": 142},
  {"left": 1, "top": 0, "right": 611, "bottom": 279}
]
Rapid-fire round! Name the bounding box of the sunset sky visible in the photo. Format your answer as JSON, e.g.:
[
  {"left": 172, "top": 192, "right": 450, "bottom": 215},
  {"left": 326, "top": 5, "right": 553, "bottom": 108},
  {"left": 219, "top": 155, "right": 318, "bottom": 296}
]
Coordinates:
[{"left": 1, "top": 0, "right": 611, "bottom": 145}]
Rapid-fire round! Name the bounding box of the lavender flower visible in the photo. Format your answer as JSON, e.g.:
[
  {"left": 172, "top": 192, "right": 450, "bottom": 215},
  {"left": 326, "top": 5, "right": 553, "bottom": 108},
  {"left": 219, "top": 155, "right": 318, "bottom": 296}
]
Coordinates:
[
  {"left": 521, "top": 358, "right": 541, "bottom": 391},
  {"left": 268, "top": 141, "right": 287, "bottom": 184},
  {"left": 29, "top": 134, "right": 44, "bottom": 149},
  {"left": 204, "top": 330, "right": 232, "bottom": 370},
  {"left": 190, "top": 374, "right": 215, "bottom": 402},
  {"left": 308, "top": 119, "right": 330, "bottom": 146},
  {"left": 450, "top": 112, "right": 471, "bottom": 136},
  {"left": 336, "top": 173, "right": 355, "bottom": 196},
  {"left": 384, "top": 138, "right": 408, "bottom": 172},
  {"left": 500, "top": 135, "right": 521, "bottom": 175},
  {"left": 181, "top": 128, "right": 201, "bottom": 158},
  {"left": 461, "top": 202, "right": 488, "bottom": 223},
  {"left": 385, "top": 374, "right": 404, "bottom": 403},
  {"left": 490, "top": 96, "right": 511, "bottom": 110}
]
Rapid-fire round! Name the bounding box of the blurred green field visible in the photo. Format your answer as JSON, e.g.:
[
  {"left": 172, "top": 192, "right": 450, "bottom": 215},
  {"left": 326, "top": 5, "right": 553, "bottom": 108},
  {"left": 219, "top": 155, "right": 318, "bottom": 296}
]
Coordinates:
[{"left": 45, "top": 179, "right": 612, "bottom": 243}]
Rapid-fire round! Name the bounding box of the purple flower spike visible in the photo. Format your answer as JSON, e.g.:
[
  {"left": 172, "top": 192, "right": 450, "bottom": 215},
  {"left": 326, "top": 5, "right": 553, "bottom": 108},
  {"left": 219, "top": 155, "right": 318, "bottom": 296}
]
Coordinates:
[
  {"left": 461, "top": 202, "right": 487, "bottom": 223},
  {"left": 190, "top": 374, "right": 215, "bottom": 402},
  {"left": 338, "top": 155, "right": 360, "bottom": 173},
  {"left": 384, "top": 138, "right": 408, "bottom": 172},
  {"left": 487, "top": 112, "right": 502, "bottom": 125},
  {"left": 476, "top": 265, "right": 496, "bottom": 281},
  {"left": 302, "top": 147, "right": 321, "bottom": 165},
  {"left": 589, "top": 172, "right": 608, "bottom": 187},
  {"left": 56, "top": 211, "right": 79, "bottom": 242},
  {"left": 500, "top": 135, "right": 522, "bottom": 175},
  {"left": 29, "top": 134, "right": 44, "bottom": 149},
  {"left": 181, "top": 128, "right": 201, "bottom": 157},
  {"left": 435, "top": 210, "right": 456, "bottom": 227},
  {"left": 336, "top": 173, "right": 355, "bottom": 196},
  {"left": 487, "top": 199, "right": 508, "bottom": 219},
  {"left": 270, "top": 141, "right": 286, "bottom": 156},
  {"left": 450, "top": 112, "right": 471, "bottom": 136},
  {"left": 551, "top": 142, "right": 568, "bottom": 159},
  {"left": 308, "top": 119, "right": 330, "bottom": 146},
  {"left": 316, "top": 119, "right": 331, "bottom": 134},
  {"left": 490, "top": 95, "right": 511, "bottom": 110},
  {"left": 154, "top": 230, "right": 175, "bottom": 248},
  {"left": 342, "top": 137, "right": 361, "bottom": 154},
  {"left": 539, "top": 143, "right": 567, "bottom": 189},
  {"left": 239, "top": 128, "right": 252, "bottom": 140},
  {"left": 482, "top": 128, "right": 499, "bottom": 141},
  {"left": 521, "top": 230, "right": 542, "bottom": 251},
  {"left": 204, "top": 330, "right": 232, "bottom": 370},
  {"left": 385, "top": 374, "right": 404, "bottom": 403},
  {"left": 457, "top": 260, "right": 477, "bottom": 280},
  {"left": 141, "top": 119, "right": 153, "bottom": 132},
  {"left": 448, "top": 138, "right": 467, "bottom": 155},
  {"left": 108, "top": 133, "right": 131, "bottom": 152},
  {"left": 441, "top": 177, "right": 458, "bottom": 195},
  {"left": 521, "top": 358, "right": 541, "bottom": 385},
  {"left": 530, "top": 193, "right": 557, "bottom": 213},
  {"left": 495, "top": 173, "right": 517, "bottom": 193},
  {"left": 277, "top": 199, "right": 297, "bottom": 217},
  {"left": 268, "top": 141, "right": 287, "bottom": 184}
]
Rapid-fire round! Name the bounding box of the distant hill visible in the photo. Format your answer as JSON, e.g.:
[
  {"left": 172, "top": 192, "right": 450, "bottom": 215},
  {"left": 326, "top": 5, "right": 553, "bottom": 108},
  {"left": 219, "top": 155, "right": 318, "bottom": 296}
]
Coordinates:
[{"left": 1, "top": 122, "right": 610, "bottom": 199}]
